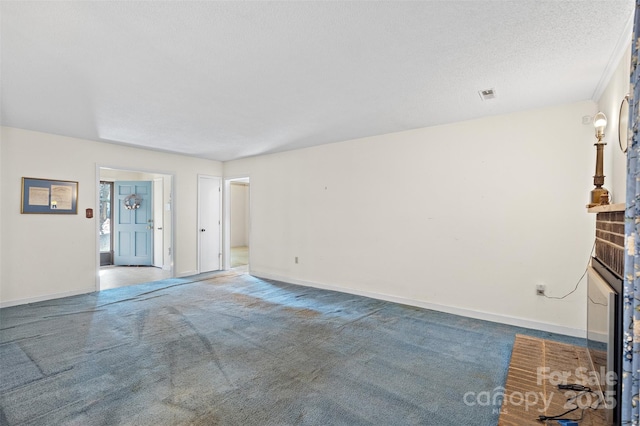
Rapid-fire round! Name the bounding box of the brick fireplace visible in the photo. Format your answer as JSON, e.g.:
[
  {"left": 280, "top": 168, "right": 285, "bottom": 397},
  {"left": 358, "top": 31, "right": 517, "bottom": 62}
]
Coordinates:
[
  {"left": 588, "top": 203, "right": 625, "bottom": 425},
  {"left": 594, "top": 208, "right": 624, "bottom": 277}
]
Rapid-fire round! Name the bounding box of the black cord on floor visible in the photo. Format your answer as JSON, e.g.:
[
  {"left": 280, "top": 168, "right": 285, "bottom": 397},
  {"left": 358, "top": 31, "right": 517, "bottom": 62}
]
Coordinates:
[
  {"left": 536, "top": 384, "right": 601, "bottom": 424},
  {"left": 537, "top": 406, "right": 583, "bottom": 422}
]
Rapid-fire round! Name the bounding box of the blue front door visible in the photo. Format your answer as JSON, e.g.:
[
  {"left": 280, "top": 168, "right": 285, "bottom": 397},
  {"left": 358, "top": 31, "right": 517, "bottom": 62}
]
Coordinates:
[{"left": 114, "top": 181, "right": 153, "bottom": 266}]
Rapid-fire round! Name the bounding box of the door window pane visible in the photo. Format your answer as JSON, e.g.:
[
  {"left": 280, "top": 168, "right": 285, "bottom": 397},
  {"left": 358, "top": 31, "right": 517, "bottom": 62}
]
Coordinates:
[{"left": 99, "top": 182, "right": 112, "bottom": 252}]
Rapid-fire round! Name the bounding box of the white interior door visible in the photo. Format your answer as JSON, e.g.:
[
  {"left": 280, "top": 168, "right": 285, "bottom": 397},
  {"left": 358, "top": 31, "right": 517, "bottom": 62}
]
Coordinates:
[
  {"left": 153, "top": 178, "right": 164, "bottom": 268},
  {"left": 198, "top": 176, "right": 221, "bottom": 273}
]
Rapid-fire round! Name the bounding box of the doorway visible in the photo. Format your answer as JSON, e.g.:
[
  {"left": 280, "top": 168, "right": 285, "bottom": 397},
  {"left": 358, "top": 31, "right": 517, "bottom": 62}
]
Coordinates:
[
  {"left": 97, "top": 167, "right": 173, "bottom": 290},
  {"left": 225, "top": 177, "right": 250, "bottom": 271}
]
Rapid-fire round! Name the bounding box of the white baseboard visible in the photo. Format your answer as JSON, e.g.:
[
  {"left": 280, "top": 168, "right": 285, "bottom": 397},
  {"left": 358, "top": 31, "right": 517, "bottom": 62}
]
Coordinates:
[
  {"left": 0, "top": 270, "right": 586, "bottom": 338},
  {"left": 252, "top": 271, "right": 586, "bottom": 339},
  {"left": 0, "top": 287, "right": 96, "bottom": 309},
  {"left": 176, "top": 270, "right": 198, "bottom": 278}
]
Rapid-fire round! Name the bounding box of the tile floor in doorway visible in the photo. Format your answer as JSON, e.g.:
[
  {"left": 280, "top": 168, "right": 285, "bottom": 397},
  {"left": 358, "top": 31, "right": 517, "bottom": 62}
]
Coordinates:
[
  {"left": 231, "top": 246, "right": 248, "bottom": 268},
  {"left": 99, "top": 266, "right": 171, "bottom": 290},
  {"left": 100, "top": 246, "right": 248, "bottom": 290}
]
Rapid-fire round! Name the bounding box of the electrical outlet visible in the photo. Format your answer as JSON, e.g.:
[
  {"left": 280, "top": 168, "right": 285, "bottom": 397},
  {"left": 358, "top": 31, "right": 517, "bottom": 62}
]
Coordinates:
[
  {"left": 295, "top": 257, "right": 298, "bottom": 264},
  {"left": 536, "top": 284, "right": 546, "bottom": 296}
]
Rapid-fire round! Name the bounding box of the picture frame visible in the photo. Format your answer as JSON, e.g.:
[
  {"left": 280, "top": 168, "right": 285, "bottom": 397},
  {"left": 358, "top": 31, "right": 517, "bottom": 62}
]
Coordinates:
[{"left": 21, "top": 177, "right": 78, "bottom": 214}]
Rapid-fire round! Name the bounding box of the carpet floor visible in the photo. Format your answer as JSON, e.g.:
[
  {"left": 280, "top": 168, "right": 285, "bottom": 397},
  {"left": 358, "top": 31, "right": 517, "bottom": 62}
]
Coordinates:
[{"left": 0, "top": 271, "right": 582, "bottom": 425}]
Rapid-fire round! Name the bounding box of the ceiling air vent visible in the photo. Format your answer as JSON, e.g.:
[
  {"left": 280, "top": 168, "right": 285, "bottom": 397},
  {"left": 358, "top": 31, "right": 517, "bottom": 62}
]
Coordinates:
[{"left": 478, "top": 88, "right": 496, "bottom": 101}]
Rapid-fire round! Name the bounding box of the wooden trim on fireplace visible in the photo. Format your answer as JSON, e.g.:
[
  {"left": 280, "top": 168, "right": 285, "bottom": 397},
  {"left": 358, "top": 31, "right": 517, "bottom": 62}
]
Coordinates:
[{"left": 588, "top": 202, "right": 625, "bottom": 213}]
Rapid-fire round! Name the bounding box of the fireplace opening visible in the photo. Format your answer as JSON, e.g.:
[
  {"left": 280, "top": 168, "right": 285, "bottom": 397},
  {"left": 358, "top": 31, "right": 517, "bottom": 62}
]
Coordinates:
[{"left": 588, "top": 257, "right": 623, "bottom": 425}]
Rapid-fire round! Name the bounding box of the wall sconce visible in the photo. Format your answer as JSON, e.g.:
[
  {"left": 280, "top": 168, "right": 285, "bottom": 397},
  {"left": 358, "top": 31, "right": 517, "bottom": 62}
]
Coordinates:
[{"left": 588, "top": 111, "right": 610, "bottom": 207}]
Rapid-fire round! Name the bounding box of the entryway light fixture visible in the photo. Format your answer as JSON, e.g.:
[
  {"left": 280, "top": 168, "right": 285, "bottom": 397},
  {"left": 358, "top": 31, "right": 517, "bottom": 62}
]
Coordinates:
[{"left": 588, "top": 112, "right": 610, "bottom": 207}]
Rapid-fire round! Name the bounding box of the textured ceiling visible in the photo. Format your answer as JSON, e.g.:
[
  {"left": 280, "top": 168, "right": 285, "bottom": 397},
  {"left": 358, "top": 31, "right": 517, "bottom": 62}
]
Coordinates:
[{"left": 1, "top": 1, "right": 635, "bottom": 161}]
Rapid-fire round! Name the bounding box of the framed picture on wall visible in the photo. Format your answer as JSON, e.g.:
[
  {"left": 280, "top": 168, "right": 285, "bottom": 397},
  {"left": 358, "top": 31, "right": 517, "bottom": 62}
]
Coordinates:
[{"left": 21, "top": 177, "right": 78, "bottom": 214}]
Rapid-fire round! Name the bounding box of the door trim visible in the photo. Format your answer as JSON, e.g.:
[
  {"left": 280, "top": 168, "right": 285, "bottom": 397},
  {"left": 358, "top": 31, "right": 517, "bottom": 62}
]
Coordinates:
[
  {"left": 95, "top": 165, "right": 175, "bottom": 291},
  {"left": 153, "top": 177, "right": 164, "bottom": 268}
]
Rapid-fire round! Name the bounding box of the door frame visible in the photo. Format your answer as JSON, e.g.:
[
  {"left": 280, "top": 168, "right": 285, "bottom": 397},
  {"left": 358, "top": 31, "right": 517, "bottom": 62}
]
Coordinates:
[
  {"left": 197, "top": 174, "right": 222, "bottom": 274},
  {"left": 95, "top": 165, "right": 175, "bottom": 291},
  {"left": 223, "top": 175, "right": 250, "bottom": 271},
  {"left": 153, "top": 177, "right": 164, "bottom": 268}
]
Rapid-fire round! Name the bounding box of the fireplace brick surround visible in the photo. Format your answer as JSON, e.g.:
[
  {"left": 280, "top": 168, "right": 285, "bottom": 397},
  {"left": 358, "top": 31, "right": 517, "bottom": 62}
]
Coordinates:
[{"left": 593, "top": 205, "right": 625, "bottom": 278}]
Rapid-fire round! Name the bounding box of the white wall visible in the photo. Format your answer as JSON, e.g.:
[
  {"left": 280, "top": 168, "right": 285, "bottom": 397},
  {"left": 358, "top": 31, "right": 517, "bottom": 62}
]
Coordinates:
[
  {"left": 0, "top": 127, "right": 222, "bottom": 306},
  {"left": 598, "top": 42, "right": 631, "bottom": 202},
  {"left": 230, "top": 183, "right": 250, "bottom": 247},
  {"left": 0, "top": 130, "right": 3, "bottom": 298},
  {"left": 224, "top": 101, "right": 597, "bottom": 336},
  {"left": 100, "top": 169, "right": 154, "bottom": 181}
]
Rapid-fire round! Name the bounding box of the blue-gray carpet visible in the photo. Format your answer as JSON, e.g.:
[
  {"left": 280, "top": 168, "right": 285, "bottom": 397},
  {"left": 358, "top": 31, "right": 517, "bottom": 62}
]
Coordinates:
[{"left": 0, "top": 271, "right": 582, "bottom": 425}]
